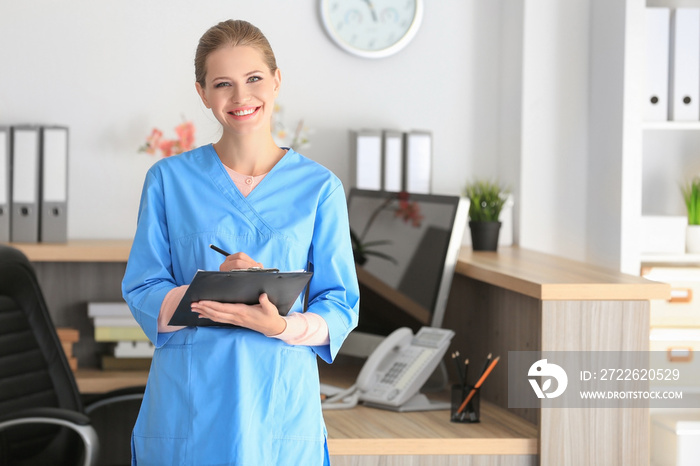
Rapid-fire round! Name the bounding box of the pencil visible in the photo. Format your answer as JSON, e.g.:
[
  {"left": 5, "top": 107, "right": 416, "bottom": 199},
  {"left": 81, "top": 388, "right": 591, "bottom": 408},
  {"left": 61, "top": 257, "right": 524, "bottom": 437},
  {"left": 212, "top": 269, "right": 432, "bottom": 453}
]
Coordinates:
[
  {"left": 456, "top": 356, "right": 500, "bottom": 415},
  {"left": 209, "top": 244, "right": 231, "bottom": 257},
  {"left": 481, "top": 352, "right": 492, "bottom": 376}
]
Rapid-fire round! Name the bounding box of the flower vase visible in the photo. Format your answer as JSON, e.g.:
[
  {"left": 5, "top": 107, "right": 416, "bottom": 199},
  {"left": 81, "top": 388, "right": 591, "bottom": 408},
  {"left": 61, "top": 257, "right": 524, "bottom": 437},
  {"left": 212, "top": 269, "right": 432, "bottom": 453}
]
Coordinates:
[{"left": 687, "top": 225, "right": 700, "bottom": 253}]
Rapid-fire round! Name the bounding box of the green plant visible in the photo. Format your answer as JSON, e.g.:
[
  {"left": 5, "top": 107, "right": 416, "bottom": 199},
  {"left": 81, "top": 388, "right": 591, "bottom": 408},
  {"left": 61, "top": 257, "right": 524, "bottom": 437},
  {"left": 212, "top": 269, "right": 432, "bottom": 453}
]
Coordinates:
[
  {"left": 682, "top": 177, "right": 700, "bottom": 225},
  {"left": 463, "top": 180, "right": 509, "bottom": 222}
]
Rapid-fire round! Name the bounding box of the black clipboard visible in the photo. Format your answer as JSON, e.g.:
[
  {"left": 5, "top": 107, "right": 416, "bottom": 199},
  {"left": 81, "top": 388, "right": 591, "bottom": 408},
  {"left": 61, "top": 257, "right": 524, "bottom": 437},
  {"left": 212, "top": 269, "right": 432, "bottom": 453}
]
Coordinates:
[{"left": 168, "top": 269, "right": 313, "bottom": 327}]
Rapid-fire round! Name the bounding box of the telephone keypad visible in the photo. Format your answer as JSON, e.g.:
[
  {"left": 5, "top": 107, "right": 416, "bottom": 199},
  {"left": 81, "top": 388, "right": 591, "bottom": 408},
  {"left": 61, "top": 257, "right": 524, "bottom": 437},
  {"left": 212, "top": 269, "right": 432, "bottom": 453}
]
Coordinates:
[{"left": 381, "top": 362, "right": 408, "bottom": 385}]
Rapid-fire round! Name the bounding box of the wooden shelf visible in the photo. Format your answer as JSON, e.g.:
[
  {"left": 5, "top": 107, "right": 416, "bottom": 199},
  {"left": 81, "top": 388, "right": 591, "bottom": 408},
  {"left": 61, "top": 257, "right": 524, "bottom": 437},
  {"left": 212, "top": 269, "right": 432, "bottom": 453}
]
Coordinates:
[
  {"left": 4, "top": 239, "right": 132, "bottom": 262},
  {"left": 75, "top": 369, "right": 148, "bottom": 393},
  {"left": 641, "top": 253, "right": 700, "bottom": 266}
]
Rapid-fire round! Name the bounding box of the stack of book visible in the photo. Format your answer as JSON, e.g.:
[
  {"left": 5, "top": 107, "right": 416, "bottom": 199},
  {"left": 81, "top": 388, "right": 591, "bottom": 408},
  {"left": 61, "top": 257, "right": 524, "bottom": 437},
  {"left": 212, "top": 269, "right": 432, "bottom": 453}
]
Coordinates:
[
  {"left": 56, "top": 327, "right": 79, "bottom": 371},
  {"left": 88, "top": 302, "right": 154, "bottom": 370}
]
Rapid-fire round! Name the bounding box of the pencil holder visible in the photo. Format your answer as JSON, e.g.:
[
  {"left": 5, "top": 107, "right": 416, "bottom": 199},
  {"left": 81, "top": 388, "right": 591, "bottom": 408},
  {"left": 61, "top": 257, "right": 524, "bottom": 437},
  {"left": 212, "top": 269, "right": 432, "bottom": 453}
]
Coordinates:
[{"left": 450, "top": 383, "right": 480, "bottom": 423}]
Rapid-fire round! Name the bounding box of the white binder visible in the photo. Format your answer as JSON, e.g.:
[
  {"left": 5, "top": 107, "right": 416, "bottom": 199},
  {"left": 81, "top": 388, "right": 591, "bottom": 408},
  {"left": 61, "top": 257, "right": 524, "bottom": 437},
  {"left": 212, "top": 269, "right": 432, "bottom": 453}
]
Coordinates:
[
  {"left": 644, "top": 7, "right": 671, "bottom": 121},
  {"left": 0, "top": 127, "right": 9, "bottom": 242},
  {"left": 40, "top": 126, "right": 68, "bottom": 243},
  {"left": 382, "top": 130, "right": 404, "bottom": 192},
  {"left": 351, "top": 129, "right": 382, "bottom": 190},
  {"left": 403, "top": 130, "right": 432, "bottom": 194},
  {"left": 670, "top": 8, "right": 700, "bottom": 121},
  {"left": 10, "top": 126, "right": 41, "bottom": 242}
]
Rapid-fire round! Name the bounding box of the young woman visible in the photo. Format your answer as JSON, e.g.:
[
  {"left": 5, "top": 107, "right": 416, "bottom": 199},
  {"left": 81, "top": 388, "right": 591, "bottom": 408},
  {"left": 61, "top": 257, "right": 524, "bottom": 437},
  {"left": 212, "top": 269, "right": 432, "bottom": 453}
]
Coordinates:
[{"left": 122, "top": 19, "right": 359, "bottom": 465}]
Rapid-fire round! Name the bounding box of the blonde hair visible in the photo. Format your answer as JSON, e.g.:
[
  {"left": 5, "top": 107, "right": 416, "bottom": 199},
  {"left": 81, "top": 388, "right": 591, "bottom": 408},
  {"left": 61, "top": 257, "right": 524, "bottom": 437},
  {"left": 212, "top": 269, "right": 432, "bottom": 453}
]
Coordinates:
[{"left": 195, "top": 19, "right": 278, "bottom": 87}]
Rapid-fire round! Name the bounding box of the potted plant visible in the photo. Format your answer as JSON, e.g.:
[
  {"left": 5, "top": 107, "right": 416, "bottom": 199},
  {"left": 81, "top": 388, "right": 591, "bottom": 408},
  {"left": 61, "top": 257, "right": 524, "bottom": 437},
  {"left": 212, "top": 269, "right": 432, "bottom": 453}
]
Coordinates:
[
  {"left": 463, "top": 180, "right": 509, "bottom": 251},
  {"left": 682, "top": 176, "right": 700, "bottom": 253}
]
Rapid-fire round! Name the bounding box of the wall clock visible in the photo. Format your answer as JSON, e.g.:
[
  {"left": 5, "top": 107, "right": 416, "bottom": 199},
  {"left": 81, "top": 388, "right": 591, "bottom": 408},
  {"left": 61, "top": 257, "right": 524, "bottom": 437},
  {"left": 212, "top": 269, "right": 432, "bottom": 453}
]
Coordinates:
[{"left": 319, "top": 0, "right": 424, "bottom": 59}]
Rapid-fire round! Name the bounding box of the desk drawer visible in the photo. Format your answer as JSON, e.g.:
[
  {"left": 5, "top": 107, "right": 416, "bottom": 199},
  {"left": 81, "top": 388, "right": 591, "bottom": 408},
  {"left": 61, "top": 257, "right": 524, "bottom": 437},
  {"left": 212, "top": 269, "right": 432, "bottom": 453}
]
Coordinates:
[
  {"left": 642, "top": 267, "right": 700, "bottom": 327},
  {"left": 649, "top": 328, "right": 700, "bottom": 387}
]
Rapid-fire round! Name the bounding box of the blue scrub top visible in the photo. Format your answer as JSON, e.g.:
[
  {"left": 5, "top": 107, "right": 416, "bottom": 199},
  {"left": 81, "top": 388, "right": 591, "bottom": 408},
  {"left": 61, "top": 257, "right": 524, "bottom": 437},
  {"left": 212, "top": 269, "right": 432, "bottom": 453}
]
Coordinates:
[{"left": 122, "top": 145, "right": 360, "bottom": 465}]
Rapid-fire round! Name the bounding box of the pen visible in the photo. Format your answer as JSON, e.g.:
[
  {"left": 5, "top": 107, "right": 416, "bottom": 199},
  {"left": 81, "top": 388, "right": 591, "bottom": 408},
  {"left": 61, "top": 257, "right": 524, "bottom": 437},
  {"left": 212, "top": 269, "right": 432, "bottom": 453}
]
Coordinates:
[
  {"left": 452, "top": 352, "right": 464, "bottom": 385},
  {"left": 456, "top": 355, "right": 500, "bottom": 415},
  {"left": 209, "top": 244, "right": 231, "bottom": 257},
  {"left": 462, "top": 358, "right": 470, "bottom": 394}
]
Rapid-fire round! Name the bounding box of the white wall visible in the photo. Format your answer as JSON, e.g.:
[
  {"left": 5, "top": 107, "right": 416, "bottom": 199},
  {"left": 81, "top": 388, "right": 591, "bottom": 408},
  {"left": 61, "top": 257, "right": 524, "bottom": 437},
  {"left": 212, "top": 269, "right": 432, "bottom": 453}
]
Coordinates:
[
  {"left": 518, "top": 0, "right": 590, "bottom": 259},
  {"left": 0, "top": 0, "right": 502, "bottom": 240},
  {"left": 3, "top": 0, "right": 643, "bottom": 272}
]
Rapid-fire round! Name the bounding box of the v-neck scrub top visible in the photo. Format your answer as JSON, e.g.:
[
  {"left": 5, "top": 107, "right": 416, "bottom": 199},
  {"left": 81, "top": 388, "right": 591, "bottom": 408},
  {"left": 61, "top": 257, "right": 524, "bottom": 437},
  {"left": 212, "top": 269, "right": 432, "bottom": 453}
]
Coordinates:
[{"left": 122, "top": 144, "right": 360, "bottom": 465}]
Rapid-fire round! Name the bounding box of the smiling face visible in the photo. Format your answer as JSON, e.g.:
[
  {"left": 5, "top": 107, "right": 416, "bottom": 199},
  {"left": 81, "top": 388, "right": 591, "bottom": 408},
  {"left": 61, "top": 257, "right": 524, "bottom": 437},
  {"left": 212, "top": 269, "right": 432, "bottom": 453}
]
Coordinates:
[{"left": 196, "top": 45, "right": 281, "bottom": 138}]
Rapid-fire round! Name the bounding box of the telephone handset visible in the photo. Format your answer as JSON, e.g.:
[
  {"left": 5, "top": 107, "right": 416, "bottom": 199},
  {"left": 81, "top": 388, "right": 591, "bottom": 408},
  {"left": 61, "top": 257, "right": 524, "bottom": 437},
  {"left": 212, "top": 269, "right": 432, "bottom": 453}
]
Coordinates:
[{"left": 321, "top": 326, "right": 454, "bottom": 411}]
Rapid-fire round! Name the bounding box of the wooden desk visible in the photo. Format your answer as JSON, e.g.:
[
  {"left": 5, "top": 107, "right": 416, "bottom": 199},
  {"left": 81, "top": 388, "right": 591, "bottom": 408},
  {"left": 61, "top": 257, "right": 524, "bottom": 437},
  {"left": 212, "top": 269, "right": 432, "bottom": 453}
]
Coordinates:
[
  {"left": 319, "top": 357, "right": 537, "bottom": 465},
  {"left": 444, "top": 247, "right": 670, "bottom": 466},
  {"left": 8, "top": 239, "right": 132, "bottom": 262}
]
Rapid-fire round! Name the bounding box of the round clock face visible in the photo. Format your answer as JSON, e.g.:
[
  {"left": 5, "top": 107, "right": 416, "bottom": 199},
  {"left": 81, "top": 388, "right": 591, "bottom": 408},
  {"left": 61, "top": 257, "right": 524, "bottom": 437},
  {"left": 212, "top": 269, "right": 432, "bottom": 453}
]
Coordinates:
[{"left": 320, "top": 0, "right": 424, "bottom": 59}]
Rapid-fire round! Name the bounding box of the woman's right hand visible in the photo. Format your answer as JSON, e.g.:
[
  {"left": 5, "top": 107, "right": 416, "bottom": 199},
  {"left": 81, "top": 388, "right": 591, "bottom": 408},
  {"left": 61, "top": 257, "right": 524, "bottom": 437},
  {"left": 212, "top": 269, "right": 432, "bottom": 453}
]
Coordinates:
[{"left": 219, "top": 251, "right": 263, "bottom": 271}]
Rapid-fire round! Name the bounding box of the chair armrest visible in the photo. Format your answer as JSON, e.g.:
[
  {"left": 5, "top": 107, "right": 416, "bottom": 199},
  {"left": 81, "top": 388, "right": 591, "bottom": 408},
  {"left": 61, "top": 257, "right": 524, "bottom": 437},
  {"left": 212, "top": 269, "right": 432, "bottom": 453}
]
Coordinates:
[
  {"left": 0, "top": 407, "right": 98, "bottom": 466},
  {"left": 0, "top": 406, "right": 90, "bottom": 425},
  {"left": 83, "top": 385, "right": 145, "bottom": 415}
]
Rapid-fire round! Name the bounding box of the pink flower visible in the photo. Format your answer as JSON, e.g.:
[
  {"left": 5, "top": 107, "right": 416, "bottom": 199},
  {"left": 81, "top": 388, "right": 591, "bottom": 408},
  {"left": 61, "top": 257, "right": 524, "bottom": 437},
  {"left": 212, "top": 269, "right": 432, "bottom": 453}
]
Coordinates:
[
  {"left": 158, "top": 139, "right": 177, "bottom": 158},
  {"left": 143, "top": 128, "right": 163, "bottom": 155},
  {"left": 140, "top": 120, "right": 196, "bottom": 158},
  {"left": 395, "top": 194, "right": 423, "bottom": 227},
  {"left": 175, "top": 121, "right": 195, "bottom": 152}
]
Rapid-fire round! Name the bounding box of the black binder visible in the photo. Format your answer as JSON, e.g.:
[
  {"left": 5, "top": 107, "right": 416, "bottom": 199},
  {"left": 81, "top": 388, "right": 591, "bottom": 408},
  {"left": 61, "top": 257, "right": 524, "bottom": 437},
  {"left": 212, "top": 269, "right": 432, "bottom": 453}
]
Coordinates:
[{"left": 168, "top": 269, "right": 312, "bottom": 327}]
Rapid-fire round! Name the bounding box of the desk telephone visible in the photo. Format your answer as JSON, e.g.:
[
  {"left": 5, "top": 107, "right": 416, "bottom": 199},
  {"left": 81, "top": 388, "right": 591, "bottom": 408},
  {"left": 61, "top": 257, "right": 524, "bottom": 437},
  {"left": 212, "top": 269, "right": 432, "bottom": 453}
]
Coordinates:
[{"left": 321, "top": 326, "right": 454, "bottom": 412}]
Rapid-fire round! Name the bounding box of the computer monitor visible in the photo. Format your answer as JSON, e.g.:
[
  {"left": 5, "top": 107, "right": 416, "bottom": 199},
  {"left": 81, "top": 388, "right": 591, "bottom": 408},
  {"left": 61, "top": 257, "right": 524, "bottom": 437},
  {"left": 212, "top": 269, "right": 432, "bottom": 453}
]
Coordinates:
[{"left": 340, "top": 189, "right": 469, "bottom": 358}]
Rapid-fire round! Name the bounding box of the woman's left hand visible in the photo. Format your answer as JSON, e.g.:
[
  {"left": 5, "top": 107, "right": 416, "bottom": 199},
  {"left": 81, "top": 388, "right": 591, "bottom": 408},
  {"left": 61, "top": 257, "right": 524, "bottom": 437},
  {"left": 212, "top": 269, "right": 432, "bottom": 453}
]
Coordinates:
[{"left": 191, "top": 293, "right": 287, "bottom": 336}]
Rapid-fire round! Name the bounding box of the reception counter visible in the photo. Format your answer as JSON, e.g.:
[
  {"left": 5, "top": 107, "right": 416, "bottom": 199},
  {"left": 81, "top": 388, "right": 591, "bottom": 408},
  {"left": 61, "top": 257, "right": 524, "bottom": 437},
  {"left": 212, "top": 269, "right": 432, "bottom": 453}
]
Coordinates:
[
  {"left": 441, "top": 247, "right": 670, "bottom": 466},
  {"left": 11, "top": 241, "right": 668, "bottom": 465}
]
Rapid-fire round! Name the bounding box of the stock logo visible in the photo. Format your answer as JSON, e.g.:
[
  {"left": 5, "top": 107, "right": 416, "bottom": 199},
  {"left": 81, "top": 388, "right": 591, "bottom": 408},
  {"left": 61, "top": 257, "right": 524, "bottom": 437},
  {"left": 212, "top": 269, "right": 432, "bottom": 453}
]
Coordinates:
[{"left": 528, "top": 359, "right": 568, "bottom": 399}]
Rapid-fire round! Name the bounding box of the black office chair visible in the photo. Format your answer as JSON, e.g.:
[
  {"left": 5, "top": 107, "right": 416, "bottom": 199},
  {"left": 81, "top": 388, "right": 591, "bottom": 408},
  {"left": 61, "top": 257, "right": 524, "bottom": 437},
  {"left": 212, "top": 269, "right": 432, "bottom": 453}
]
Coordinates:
[{"left": 0, "top": 244, "right": 143, "bottom": 466}]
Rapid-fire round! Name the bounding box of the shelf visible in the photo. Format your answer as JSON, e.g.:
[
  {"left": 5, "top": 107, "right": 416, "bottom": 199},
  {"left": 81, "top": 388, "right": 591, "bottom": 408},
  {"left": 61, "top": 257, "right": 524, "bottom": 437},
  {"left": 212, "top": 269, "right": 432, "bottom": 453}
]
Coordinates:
[
  {"left": 641, "top": 253, "right": 700, "bottom": 266},
  {"left": 643, "top": 121, "right": 700, "bottom": 130},
  {"left": 75, "top": 369, "right": 148, "bottom": 393},
  {"left": 647, "top": 0, "right": 700, "bottom": 8},
  {"left": 4, "top": 239, "right": 132, "bottom": 262}
]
